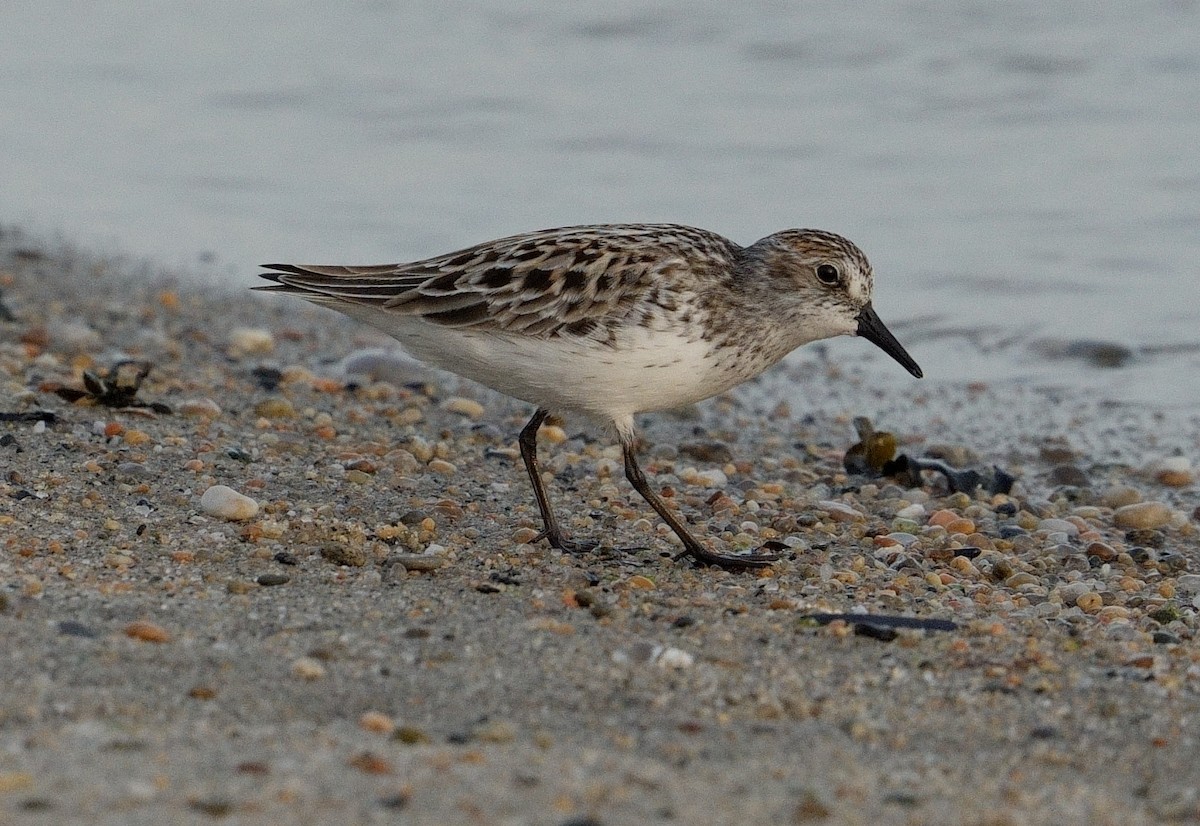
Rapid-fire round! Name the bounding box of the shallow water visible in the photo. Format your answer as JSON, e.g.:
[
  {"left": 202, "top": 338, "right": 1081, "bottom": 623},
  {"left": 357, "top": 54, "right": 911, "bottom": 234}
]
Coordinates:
[{"left": 2, "top": 1, "right": 1198, "bottom": 404}]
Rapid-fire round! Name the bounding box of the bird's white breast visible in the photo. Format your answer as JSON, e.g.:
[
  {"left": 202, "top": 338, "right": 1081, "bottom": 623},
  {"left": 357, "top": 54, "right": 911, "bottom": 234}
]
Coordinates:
[{"left": 339, "top": 304, "right": 736, "bottom": 424}]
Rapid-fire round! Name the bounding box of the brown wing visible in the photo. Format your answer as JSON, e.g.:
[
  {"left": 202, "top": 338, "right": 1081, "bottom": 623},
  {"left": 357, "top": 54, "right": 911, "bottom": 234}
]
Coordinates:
[{"left": 255, "top": 224, "right": 738, "bottom": 339}]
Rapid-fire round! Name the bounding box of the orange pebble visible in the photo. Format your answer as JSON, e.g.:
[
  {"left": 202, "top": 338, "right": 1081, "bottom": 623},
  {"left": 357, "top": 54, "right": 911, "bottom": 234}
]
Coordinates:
[
  {"left": 927, "top": 509, "right": 959, "bottom": 528},
  {"left": 945, "top": 518, "right": 976, "bottom": 535},
  {"left": 125, "top": 620, "right": 171, "bottom": 643},
  {"left": 104, "top": 421, "right": 124, "bottom": 437}
]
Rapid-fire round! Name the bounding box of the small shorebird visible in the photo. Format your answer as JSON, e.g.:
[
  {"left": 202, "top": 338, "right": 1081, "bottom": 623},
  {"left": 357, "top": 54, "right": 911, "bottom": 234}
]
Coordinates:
[{"left": 256, "top": 224, "right": 922, "bottom": 569}]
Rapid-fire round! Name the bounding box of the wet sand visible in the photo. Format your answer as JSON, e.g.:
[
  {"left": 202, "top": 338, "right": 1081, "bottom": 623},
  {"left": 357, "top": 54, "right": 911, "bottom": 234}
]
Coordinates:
[{"left": 1, "top": 228, "right": 1198, "bottom": 825}]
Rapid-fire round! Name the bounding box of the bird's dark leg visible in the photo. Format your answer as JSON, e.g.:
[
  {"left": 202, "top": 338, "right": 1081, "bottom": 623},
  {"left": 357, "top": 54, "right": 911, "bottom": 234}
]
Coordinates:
[
  {"left": 620, "top": 435, "right": 779, "bottom": 571},
  {"left": 518, "top": 408, "right": 596, "bottom": 554}
]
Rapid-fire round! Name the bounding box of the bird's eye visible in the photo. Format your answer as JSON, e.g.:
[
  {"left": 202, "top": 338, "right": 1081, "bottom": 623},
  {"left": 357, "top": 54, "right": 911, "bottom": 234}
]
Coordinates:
[{"left": 816, "top": 264, "right": 840, "bottom": 285}]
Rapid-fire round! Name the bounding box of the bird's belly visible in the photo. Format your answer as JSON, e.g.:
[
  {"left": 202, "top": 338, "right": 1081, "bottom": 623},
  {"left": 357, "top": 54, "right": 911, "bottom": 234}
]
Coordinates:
[{"left": 353, "top": 311, "right": 740, "bottom": 421}]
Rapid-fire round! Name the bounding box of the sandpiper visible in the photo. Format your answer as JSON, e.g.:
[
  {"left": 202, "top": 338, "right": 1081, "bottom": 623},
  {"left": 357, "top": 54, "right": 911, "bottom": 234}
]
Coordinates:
[{"left": 256, "top": 224, "right": 922, "bottom": 569}]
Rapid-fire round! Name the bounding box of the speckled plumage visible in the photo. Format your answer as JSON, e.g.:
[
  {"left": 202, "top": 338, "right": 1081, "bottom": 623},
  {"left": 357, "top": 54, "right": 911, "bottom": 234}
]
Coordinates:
[{"left": 256, "top": 223, "right": 922, "bottom": 570}]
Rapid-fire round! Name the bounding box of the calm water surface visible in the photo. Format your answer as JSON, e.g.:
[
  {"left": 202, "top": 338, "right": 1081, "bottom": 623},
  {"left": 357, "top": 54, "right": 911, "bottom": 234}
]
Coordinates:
[{"left": 2, "top": 1, "right": 1198, "bottom": 404}]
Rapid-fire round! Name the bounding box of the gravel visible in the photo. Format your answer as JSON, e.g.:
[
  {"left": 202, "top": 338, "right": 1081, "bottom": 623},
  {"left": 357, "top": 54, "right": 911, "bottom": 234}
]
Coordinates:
[{"left": 1, "top": 228, "right": 1199, "bottom": 824}]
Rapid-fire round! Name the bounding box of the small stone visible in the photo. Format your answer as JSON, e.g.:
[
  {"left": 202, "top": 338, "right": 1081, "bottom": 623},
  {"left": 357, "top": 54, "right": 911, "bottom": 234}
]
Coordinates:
[
  {"left": 389, "top": 554, "right": 446, "bottom": 572},
  {"left": 1038, "top": 518, "right": 1079, "bottom": 536},
  {"left": 512, "top": 527, "right": 541, "bottom": 545},
  {"left": 256, "top": 573, "right": 290, "bottom": 587},
  {"left": 1004, "top": 572, "right": 1039, "bottom": 588},
  {"left": 254, "top": 396, "right": 295, "bottom": 419},
  {"left": 1100, "top": 486, "right": 1142, "bottom": 509},
  {"left": 1076, "top": 592, "right": 1104, "bottom": 613},
  {"left": 442, "top": 397, "right": 485, "bottom": 419},
  {"left": 819, "top": 501, "right": 865, "bottom": 523},
  {"left": 1152, "top": 456, "right": 1193, "bottom": 487},
  {"left": 926, "top": 509, "right": 959, "bottom": 528},
  {"left": 656, "top": 647, "right": 695, "bottom": 669},
  {"left": 320, "top": 543, "right": 368, "bottom": 567},
  {"left": 1175, "top": 574, "right": 1200, "bottom": 594},
  {"left": 1047, "top": 465, "right": 1090, "bottom": 487},
  {"left": 200, "top": 485, "right": 259, "bottom": 521},
  {"left": 679, "top": 442, "right": 734, "bottom": 463},
  {"left": 348, "top": 752, "right": 394, "bottom": 775},
  {"left": 393, "top": 726, "right": 431, "bottom": 745},
  {"left": 475, "top": 720, "right": 517, "bottom": 743},
  {"left": 52, "top": 320, "right": 103, "bottom": 353},
  {"left": 627, "top": 575, "right": 656, "bottom": 590},
  {"left": 895, "top": 504, "right": 925, "bottom": 520},
  {"left": 944, "top": 518, "right": 976, "bottom": 535},
  {"left": 1113, "top": 501, "right": 1172, "bottom": 530},
  {"left": 124, "top": 620, "right": 171, "bottom": 643},
  {"left": 359, "top": 712, "right": 395, "bottom": 735},
  {"left": 681, "top": 467, "right": 728, "bottom": 488},
  {"left": 427, "top": 459, "right": 457, "bottom": 475},
  {"left": 291, "top": 657, "right": 327, "bottom": 680},
  {"left": 228, "top": 327, "right": 275, "bottom": 356},
  {"left": 178, "top": 398, "right": 222, "bottom": 418}
]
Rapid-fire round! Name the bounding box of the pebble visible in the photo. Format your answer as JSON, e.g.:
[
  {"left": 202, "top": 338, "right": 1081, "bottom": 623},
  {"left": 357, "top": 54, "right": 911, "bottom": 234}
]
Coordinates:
[
  {"left": 427, "top": 459, "right": 457, "bottom": 475},
  {"left": 442, "top": 397, "right": 485, "bottom": 420},
  {"left": 679, "top": 442, "right": 734, "bottom": 463},
  {"left": 291, "top": 657, "right": 327, "bottom": 680},
  {"left": 1100, "top": 486, "right": 1142, "bottom": 509},
  {"left": 1174, "top": 575, "right": 1200, "bottom": 594},
  {"left": 656, "top": 647, "right": 695, "bottom": 669},
  {"left": 474, "top": 720, "right": 517, "bottom": 743},
  {"left": 254, "top": 396, "right": 295, "bottom": 419},
  {"left": 1151, "top": 456, "right": 1194, "bottom": 487},
  {"left": 1037, "top": 518, "right": 1079, "bottom": 536},
  {"left": 199, "top": 485, "right": 259, "bottom": 521},
  {"left": 819, "top": 501, "right": 865, "bottom": 523},
  {"left": 680, "top": 467, "right": 728, "bottom": 488},
  {"left": 256, "top": 574, "right": 290, "bottom": 587},
  {"left": 895, "top": 504, "right": 925, "bottom": 520},
  {"left": 228, "top": 327, "right": 275, "bottom": 356},
  {"left": 52, "top": 320, "right": 103, "bottom": 353},
  {"left": 320, "top": 543, "right": 368, "bottom": 567},
  {"left": 339, "top": 348, "right": 427, "bottom": 385},
  {"left": 1047, "top": 465, "right": 1090, "bottom": 487},
  {"left": 178, "top": 398, "right": 222, "bottom": 418},
  {"left": 359, "top": 712, "right": 395, "bottom": 735},
  {"left": 390, "top": 554, "right": 446, "bottom": 572},
  {"left": 124, "top": 620, "right": 171, "bottom": 643},
  {"left": 1113, "top": 501, "right": 1172, "bottom": 530}
]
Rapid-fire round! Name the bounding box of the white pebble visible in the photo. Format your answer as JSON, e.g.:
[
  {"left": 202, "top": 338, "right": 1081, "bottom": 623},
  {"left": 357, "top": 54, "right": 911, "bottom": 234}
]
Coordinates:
[
  {"left": 1038, "top": 518, "right": 1079, "bottom": 536},
  {"left": 1175, "top": 574, "right": 1200, "bottom": 594},
  {"left": 178, "top": 398, "right": 222, "bottom": 418},
  {"left": 819, "top": 500, "right": 866, "bottom": 522},
  {"left": 679, "top": 466, "right": 727, "bottom": 488},
  {"left": 227, "top": 327, "right": 275, "bottom": 356},
  {"left": 656, "top": 647, "right": 695, "bottom": 670},
  {"left": 199, "top": 485, "right": 259, "bottom": 521},
  {"left": 895, "top": 504, "right": 926, "bottom": 520}
]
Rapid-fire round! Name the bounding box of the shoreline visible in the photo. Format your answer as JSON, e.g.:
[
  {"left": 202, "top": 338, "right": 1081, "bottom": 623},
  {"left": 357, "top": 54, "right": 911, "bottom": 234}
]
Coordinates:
[{"left": 1, "top": 227, "right": 1199, "bottom": 824}]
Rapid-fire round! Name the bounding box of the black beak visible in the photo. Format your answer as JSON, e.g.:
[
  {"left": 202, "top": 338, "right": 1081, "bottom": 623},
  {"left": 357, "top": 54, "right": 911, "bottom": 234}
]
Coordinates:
[{"left": 856, "top": 303, "right": 923, "bottom": 378}]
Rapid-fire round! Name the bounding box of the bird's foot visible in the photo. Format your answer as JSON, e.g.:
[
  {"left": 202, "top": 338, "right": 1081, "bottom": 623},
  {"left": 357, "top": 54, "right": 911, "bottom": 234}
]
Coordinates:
[
  {"left": 673, "top": 540, "right": 784, "bottom": 571},
  {"left": 534, "top": 529, "right": 599, "bottom": 556}
]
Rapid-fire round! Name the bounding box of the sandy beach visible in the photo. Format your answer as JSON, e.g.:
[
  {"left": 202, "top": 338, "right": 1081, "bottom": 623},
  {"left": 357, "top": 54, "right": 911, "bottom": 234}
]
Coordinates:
[{"left": 1, "top": 228, "right": 1198, "bottom": 825}]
